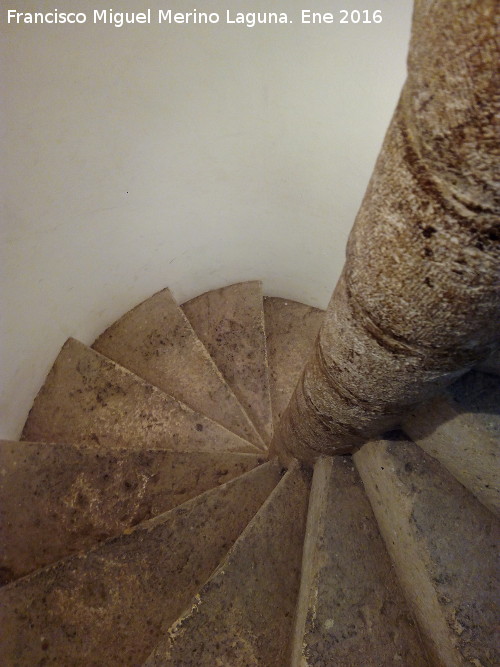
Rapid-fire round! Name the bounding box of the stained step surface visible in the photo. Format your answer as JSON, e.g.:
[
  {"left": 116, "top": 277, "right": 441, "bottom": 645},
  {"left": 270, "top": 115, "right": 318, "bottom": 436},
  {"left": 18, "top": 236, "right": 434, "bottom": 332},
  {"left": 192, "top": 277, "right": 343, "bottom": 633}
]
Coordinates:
[
  {"left": 182, "top": 281, "right": 273, "bottom": 444},
  {"left": 93, "top": 288, "right": 264, "bottom": 447},
  {"left": 403, "top": 370, "right": 500, "bottom": 516},
  {"left": 354, "top": 438, "right": 499, "bottom": 667},
  {"left": 291, "top": 456, "right": 428, "bottom": 666},
  {"left": 263, "top": 297, "right": 324, "bottom": 428},
  {"left": 21, "top": 338, "right": 258, "bottom": 455},
  {"left": 145, "top": 462, "right": 310, "bottom": 666},
  {"left": 0, "top": 462, "right": 281, "bottom": 666},
  {"left": 0, "top": 439, "right": 265, "bottom": 584}
]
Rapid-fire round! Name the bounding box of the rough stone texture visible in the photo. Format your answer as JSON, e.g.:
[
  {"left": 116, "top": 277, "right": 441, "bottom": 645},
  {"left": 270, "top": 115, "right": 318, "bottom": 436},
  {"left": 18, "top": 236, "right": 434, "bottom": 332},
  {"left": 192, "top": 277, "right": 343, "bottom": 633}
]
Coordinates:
[
  {"left": 274, "top": 1, "right": 500, "bottom": 463},
  {"left": 145, "top": 463, "right": 310, "bottom": 666},
  {"left": 291, "top": 456, "right": 428, "bottom": 666},
  {"left": 0, "top": 439, "right": 265, "bottom": 584},
  {"left": 403, "top": 377, "right": 499, "bottom": 516},
  {"left": 263, "top": 296, "right": 324, "bottom": 428},
  {"left": 354, "top": 438, "right": 499, "bottom": 667},
  {"left": 21, "top": 338, "right": 258, "bottom": 455},
  {"left": 93, "top": 287, "right": 264, "bottom": 448},
  {"left": 182, "top": 282, "right": 273, "bottom": 444},
  {"left": 0, "top": 462, "right": 281, "bottom": 666}
]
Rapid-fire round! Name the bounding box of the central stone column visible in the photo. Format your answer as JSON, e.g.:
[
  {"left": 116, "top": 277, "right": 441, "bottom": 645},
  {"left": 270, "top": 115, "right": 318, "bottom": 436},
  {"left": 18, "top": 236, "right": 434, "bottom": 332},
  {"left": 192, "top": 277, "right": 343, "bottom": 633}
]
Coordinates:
[{"left": 273, "top": 0, "right": 499, "bottom": 465}]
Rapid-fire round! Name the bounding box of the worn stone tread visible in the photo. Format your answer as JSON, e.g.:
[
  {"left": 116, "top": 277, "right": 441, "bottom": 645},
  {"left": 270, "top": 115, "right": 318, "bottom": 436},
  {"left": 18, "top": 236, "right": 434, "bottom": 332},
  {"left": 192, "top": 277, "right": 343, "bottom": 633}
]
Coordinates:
[
  {"left": 182, "top": 281, "right": 273, "bottom": 444},
  {"left": 291, "top": 456, "right": 428, "bottom": 666},
  {"left": 263, "top": 297, "right": 324, "bottom": 428},
  {"left": 0, "top": 462, "right": 281, "bottom": 666},
  {"left": 92, "top": 288, "right": 264, "bottom": 448},
  {"left": 0, "top": 439, "right": 266, "bottom": 584},
  {"left": 21, "top": 338, "right": 259, "bottom": 455},
  {"left": 354, "top": 438, "right": 499, "bottom": 667},
  {"left": 145, "top": 462, "right": 310, "bottom": 666},
  {"left": 403, "top": 369, "right": 500, "bottom": 517}
]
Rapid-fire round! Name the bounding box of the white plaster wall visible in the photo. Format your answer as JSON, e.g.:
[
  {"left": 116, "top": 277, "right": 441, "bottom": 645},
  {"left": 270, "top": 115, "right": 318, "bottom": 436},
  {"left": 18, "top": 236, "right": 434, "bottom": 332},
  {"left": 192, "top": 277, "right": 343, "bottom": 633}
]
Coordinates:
[{"left": 1, "top": 0, "right": 412, "bottom": 438}]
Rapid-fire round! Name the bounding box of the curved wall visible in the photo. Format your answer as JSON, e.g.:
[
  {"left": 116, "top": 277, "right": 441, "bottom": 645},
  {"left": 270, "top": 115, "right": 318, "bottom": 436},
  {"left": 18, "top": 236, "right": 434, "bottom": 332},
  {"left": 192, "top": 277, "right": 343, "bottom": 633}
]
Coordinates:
[{"left": 1, "top": 0, "right": 412, "bottom": 438}]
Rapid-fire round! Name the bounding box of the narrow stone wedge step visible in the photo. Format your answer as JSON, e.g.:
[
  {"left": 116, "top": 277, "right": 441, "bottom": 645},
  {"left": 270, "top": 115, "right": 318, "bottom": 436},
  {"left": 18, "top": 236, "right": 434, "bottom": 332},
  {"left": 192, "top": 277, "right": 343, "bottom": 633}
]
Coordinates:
[
  {"left": 21, "top": 338, "right": 258, "bottom": 455},
  {"left": 402, "top": 371, "right": 499, "bottom": 516},
  {"left": 291, "top": 456, "right": 428, "bottom": 666},
  {"left": 354, "top": 438, "right": 499, "bottom": 667},
  {"left": 476, "top": 349, "right": 500, "bottom": 376},
  {"left": 263, "top": 297, "right": 324, "bottom": 428},
  {"left": 93, "top": 288, "right": 264, "bottom": 448},
  {"left": 445, "top": 369, "right": 500, "bottom": 437},
  {"left": 0, "top": 462, "right": 281, "bottom": 666},
  {"left": 145, "top": 462, "right": 311, "bottom": 666},
  {"left": 0, "top": 439, "right": 266, "bottom": 584},
  {"left": 182, "top": 281, "right": 273, "bottom": 445}
]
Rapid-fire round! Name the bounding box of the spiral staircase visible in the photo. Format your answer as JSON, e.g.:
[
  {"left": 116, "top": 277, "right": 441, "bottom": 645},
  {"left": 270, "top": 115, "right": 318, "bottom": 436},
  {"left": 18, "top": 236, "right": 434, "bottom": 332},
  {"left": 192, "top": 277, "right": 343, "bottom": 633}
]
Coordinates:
[{"left": 0, "top": 281, "right": 498, "bottom": 666}]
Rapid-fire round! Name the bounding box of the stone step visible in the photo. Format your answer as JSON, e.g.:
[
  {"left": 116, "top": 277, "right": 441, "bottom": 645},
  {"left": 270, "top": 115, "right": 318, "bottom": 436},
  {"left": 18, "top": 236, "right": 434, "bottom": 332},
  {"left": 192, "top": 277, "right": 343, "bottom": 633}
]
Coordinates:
[
  {"left": 402, "top": 371, "right": 499, "bottom": 516},
  {"left": 476, "top": 349, "right": 500, "bottom": 376},
  {"left": 0, "top": 462, "right": 281, "bottom": 666},
  {"left": 291, "top": 456, "right": 428, "bottom": 666},
  {"left": 145, "top": 462, "right": 310, "bottom": 666},
  {"left": 445, "top": 369, "right": 500, "bottom": 438},
  {"left": 263, "top": 297, "right": 324, "bottom": 428},
  {"left": 182, "top": 281, "right": 273, "bottom": 445},
  {"left": 21, "top": 338, "right": 259, "bottom": 455},
  {"left": 0, "top": 439, "right": 266, "bottom": 584},
  {"left": 93, "top": 288, "right": 264, "bottom": 448},
  {"left": 354, "top": 438, "right": 499, "bottom": 667}
]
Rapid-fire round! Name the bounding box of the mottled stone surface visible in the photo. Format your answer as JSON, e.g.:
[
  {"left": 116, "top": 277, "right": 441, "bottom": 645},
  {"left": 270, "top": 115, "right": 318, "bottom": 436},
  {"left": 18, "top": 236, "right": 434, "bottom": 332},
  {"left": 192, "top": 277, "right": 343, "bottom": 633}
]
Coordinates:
[
  {"left": 291, "top": 456, "right": 428, "bottom": 666},
  {"left": 274, "top": 1, "right": 499, "bottom": 463},
  {"left": 263, "top": 297, "right": 324, "bottom": 429},
  {"left": 93, "top": 288, "right": 264, "bottom": 448},
  {"left": 145, "top": 463, "right": 310, "bottom": 666},
  {"left": 182, "top": 282, "right": 273, "bottom": 444},
  {"left": 0, "top": 439, "right": 265, "bottom": 584},
  {"left": 403, "top": 387, "right": 499, "bottom": 517},
  {"left": 354, "top": 438, "right": 499, "bottom": 667},
  {"left": 0, "top": 462, "right": 281, "bottom": 666},
  {"left": 21, "top": 338, "right": 258, "bottom": 455}
]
